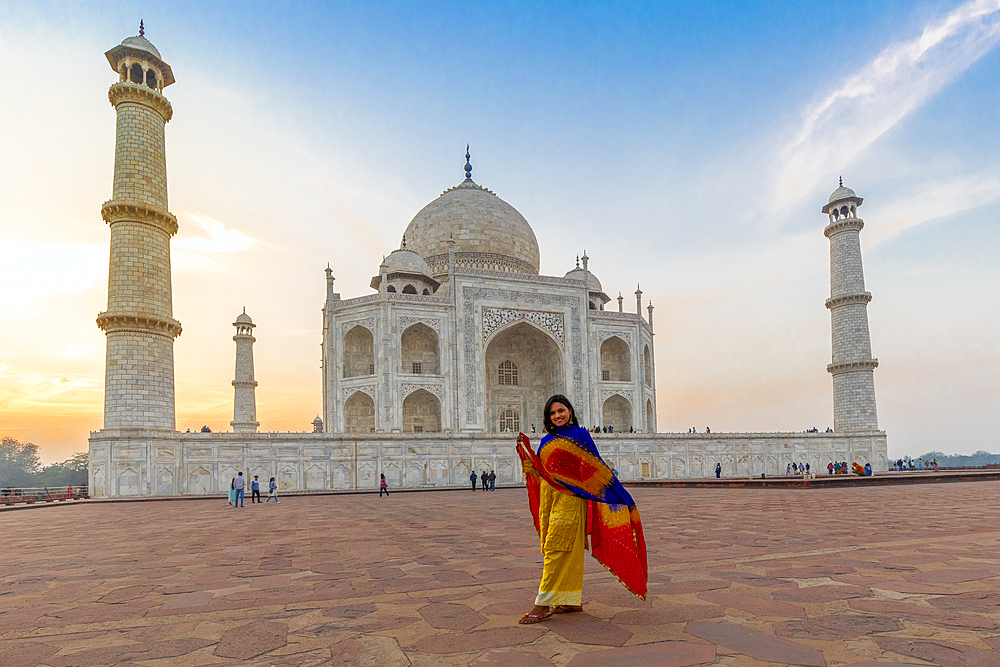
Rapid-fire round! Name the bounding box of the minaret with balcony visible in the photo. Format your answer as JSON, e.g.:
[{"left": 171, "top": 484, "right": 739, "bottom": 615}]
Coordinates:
[{"left": 823, "top": 179, "right": 879, "bottom": 431}]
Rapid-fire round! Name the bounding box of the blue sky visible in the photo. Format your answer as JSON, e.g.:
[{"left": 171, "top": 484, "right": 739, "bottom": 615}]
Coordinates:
[{"left": 1, "top": 1, "right": 998, "bottom": 462}]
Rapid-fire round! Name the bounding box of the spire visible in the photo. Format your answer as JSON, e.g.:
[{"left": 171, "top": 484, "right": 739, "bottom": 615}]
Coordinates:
[
  {"left": 575, "top": 255, "right": 580, "bottom": 268},
  {"left": 139, "top": 19, "right": 145, "bottom": 37},
  {"left": 464, "top": 145, "right": 472, "bottom": 181},
  {"left": 242, "top": 306, "right": 246, "bottom": 314},
  {"left": 401, "top": 235, "right": 407, "bottom": 249},
  {"left": 839, "top": 175, "right": 843, "bottom": 187}
]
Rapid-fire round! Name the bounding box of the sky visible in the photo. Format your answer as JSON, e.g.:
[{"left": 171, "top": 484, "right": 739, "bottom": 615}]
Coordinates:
[{"left": 1, "top": 1, "right": 998, "bottom": 464}]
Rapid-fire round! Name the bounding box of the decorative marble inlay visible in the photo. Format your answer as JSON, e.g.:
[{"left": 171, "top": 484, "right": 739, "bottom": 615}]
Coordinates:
[
  {"left": 600, "top": 388, "right": 635, "bottom": 405},
  {"left": 482, "top": 307, "right": 564, "bottom": 346},
  {"left": 400, "top": 383, "right": 443, "bottom": 400},
  {"left": 597, "top": 329, "right": 633, "bottom": 346},
  {"left": 343, "top": 384, "right": 377, "bottom": 400},
  {"left": 341, "top": 317, "right": 376, "bottom": 335},
  {"left": 398, "top": 315, "right": 442, "bottom": 335}
]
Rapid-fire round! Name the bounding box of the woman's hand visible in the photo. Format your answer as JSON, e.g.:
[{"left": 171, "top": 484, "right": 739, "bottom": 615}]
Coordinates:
[{"left": 517, "top": 432, "right": 526, "bottom": 446}]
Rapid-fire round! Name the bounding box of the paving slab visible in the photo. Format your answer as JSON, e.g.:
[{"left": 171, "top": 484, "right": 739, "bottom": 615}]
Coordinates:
[{"left": 3, "top": 481, "right": 1000, "bottom": 664}]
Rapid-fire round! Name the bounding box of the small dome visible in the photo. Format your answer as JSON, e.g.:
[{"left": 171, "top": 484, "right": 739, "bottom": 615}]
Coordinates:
[
  {"left": 120, "top": 35, "right": 162, "bottom": 60},
  {"left": 234, "top": 311, "right": 254, "bottom": 325},
  {"left": 564, "top": 266, "right": 602, "bottom": 293},
  {"left": 383, "top": 248, "right": 433, "bottom": 277},
  {"left": 312, "top": 416, "right": 323, "bottom": 425},
  {"left": 828, "top": 185, "right": 857, "bottom": 204}
]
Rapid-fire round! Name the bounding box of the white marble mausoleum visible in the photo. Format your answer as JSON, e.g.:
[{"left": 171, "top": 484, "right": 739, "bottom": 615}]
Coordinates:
[{"left": 88, "top": 28, "right": 887, "bottom": 498}]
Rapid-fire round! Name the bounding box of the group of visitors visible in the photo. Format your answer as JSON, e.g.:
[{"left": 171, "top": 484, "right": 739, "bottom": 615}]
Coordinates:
[
  {"left": 470, "top": 469, "right": 496, "bottom": 490},
  {"left": 786, "top": 462, "right": 811, "bottom": 475},
  {"left": 891, "top": 458, "right": 938, "bottom": 471},
  {"left": 228, "top": 472, "right": 279, "bottom": 507},
  {"left": 687, "top": 427, "right": 710, "bottom": 433}
]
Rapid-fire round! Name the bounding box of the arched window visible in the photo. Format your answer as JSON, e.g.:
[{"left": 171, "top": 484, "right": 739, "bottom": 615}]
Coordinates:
[
  {"left": 422, "top": 288, "right": 430, "bottom": 295},
  {"left": 840, "top": 205, "right": 849, "bottom": 218},
  {"left": 129, "top": 63, "right": 143, "bottom": 83},
  {"left": 402, "top": 284, "right": 417, "bottom": 294},
  {"left": 498, "top": 360, "right": 518, "bottom": 386},
  {"left": 386, "top": 285, "right": 397, "bottom": 292},
  {"left": 145, "top": 68, "right": 157, "bottom": 88},
  {"left": 498, "top": 407, "right": 520, "bottom": 433}
]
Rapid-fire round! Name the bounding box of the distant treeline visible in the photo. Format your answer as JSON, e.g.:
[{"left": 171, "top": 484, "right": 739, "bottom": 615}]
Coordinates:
[
  {"left": 1, "top": 436, "right": 87, "bottom": 488},
  {"left": 919, "top": 451, "right": 1000, "bottom": 467}
]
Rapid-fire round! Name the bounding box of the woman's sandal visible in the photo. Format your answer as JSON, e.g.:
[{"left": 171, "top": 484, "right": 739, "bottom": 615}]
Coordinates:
[
  {"left": 519, "top": 609, "right": 553, "bottom": 624},
  {"left": 553, "top": 605, "right": 583, "bottom": 614}
]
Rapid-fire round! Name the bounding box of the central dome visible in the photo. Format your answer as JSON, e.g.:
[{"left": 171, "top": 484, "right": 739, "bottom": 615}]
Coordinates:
[{"left": 402, "top": 178, "right": 540, "bottom": 276}]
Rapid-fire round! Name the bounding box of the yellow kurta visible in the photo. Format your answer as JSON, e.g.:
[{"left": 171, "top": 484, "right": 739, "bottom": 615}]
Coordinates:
[{"left": 535, "top": 479, "right": 587, "bottom": 606}]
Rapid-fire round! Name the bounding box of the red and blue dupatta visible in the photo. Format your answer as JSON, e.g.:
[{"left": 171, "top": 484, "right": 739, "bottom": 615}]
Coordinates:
[{"left": 517, "top": 426, "right": 648, "bottom": 599}]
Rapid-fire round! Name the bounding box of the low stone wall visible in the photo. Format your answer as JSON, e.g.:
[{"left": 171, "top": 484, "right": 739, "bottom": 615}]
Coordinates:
[{"left": 88, "top": 430, "right": 888, "bottom": 498}]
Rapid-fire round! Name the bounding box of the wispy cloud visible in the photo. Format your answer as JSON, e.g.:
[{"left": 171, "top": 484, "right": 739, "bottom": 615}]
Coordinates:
[
  {"left": 865, "top": 172, "right": 1000, "bottom": 245},
  {"left": 174, "top": 212, "right": 258, "bottom": 253},
  {"left": 773, "top": 0, "right": 1000, "bottom": 208}
]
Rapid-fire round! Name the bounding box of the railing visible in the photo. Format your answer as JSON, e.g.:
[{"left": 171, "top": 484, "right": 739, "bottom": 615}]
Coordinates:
[{"left": 1, "top": 486, "right": 89, "bottom": 505}]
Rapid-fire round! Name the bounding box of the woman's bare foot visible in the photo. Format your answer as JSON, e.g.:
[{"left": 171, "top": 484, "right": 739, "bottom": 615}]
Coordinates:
[
  {"left": 519, "top": 604, "right": 552, "bottom": 624},
  {"left": 553, "top": 605, "right": 583, "bottom": 614}
]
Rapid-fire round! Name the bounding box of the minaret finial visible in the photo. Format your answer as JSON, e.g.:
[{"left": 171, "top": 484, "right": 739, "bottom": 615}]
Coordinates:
[
  {"left": 839, "top": 175, "right": 843, "bottom": 187},
  {"left": 464, "top": 145, "right": 472, "bottom": 181},
  {"left": 242, "top": 306, "right": 246, "bottom": 314},
  {"left": 401, "top": 235, "right": 407, "bottom": 249},
  {"left": 139, "top": 20, "right": 145, "bottom": 37}
]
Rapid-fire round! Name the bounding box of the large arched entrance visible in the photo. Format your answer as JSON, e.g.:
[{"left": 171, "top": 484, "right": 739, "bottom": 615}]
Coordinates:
[
  {"left": 485, "top": 321, "right": 564, "bottom": 433},
  {"left": 600, "top": 336, "right": 631, "bottom": 382},
  {"left": 343, "top": 326, "right": 374, "bottom": 378}
]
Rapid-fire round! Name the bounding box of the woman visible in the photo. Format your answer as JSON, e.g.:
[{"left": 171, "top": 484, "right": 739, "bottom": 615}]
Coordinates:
[
  {"left": 379, "top": 473, "right": 389, "bottom": 497},
  {"left": 516, "top": 395, "right": 647, "bottom": 624}
]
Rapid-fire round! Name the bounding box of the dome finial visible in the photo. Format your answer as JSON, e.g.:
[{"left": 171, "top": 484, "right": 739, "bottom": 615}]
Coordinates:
[
  {"left": 839, "top": 175, "right": 843, "bottom": 188},
  {"left": 242, "top": 306, "right": 246, "bottom": 314},
  {"left": 464, "top": 145, "right": 472, "bottom": 181},
  {"left": 139, "top": 19, "right": 145, "bottom": 37},
  {"left": 575, "top": 255, "right": 580, "bottom": 268},
  {"left": 401, "top": 234, "right": 407, "bottom": 249}
]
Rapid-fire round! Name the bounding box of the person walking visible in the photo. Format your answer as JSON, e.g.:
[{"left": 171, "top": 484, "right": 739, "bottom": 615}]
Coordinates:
[
  {"left": 379, "top": 473, "right": 389, "bottom": 497},
  {"left": 489, "top": 470, "right": 496, "bottom": 491},
  {"left": 481, "top": 470, "right": 488, "bottom": 491},
  {"left": 228, "top": 477, "right": 236, "bottom": 505},
  {"left": 265, "top": 477, "right": 279, "bottom": 503},
  {"left": 715, "top": 462, "right": 721, "bottom": 479},
  {"left": 233, "top": 472, "right": 245, "bottom": 508},
  {"left": 470, "top": 471, "right": 478, "bottom": 491},
  {"left": 250, "top": 475, "right": 261, "bottom": 503}
]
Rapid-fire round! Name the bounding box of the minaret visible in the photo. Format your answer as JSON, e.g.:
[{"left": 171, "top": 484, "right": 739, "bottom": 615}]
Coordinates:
[
  {"left": 231, "top": 309, "right": 259, "bottom": 433},
  {"left": 823, "top": 178, "right": 879, "bottom": 431},
  {"left": 97, "top": 23, "right": 181, "bottom": 430}
]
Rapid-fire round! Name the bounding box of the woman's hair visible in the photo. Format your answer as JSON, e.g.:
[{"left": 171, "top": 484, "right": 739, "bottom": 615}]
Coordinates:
[{"left": 542, "top": 394, "right": 578, "bottom": 435}]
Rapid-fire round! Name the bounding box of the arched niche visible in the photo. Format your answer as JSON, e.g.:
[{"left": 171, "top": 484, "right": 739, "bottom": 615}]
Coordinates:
[
  {"left": 402, "top": 389, "right": 441, "bottom": 432},
  {"left": 344, "top": 391, "right": 375, "bottom": 433},
  {"left": 601, "top": 336, "right": 631, "bottom": 382},
  {"left": 485, "top": 321, "right": 563, "bottom": 433},
  {"left": 643, "top": 345, "right": 652, "bottom": 387},
  {"left": 645, "top": 398, "right": 654, "bottom": 432},
  {"left": 343, "top": 326, "right": 374, "bottom": 378},
  {"left": 602, "top": 394, "right": 632, "bottom": 432},
  {"left": 401, "top": 323, "right": 439, "bottom": 374}
]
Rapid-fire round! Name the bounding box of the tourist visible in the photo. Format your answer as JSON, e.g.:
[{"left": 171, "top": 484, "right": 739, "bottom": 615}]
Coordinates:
[
  {"left": 515, "top": 395, "right": 647, "bottom": 625},
  {"left": 251, "top": 475, "right": 261, "bottom": 503},
  {"left": 228, "top": 477, "right": 236, "bottom": 505},
  {"left": 233, "top": 473, "right": 245, "bottom": 507},
  {"left": 66, "top": 484, "right": 74, "bottom": 499},
  {"left": 470, "top": 471, "right": 478, "bottom": 491},
  {"left": 531, "top": 424, "right": 536, "bottom": 434},
  {"left": 706, "top": 427, "right": 711, "bottom": 433},
  {"left": 805, "top": 463, "right": 810, "bottom": 475},
  {"left": 481, "top": 470, "right": 488, "bottom": 491},
  {"left": 489, "top": 470, "right": 496, "bottom": 491},
  {"left": 787, "top": 463, "right": 792, "bottom": 475},
  {"left": 379, "top": 473, "right": 388, "bottom": 497},
  {"left": 715, "top": 462, "right": 721, "bottom": 479},
  {"left": 798, "top": 463, "right": 805, "bottom": 475},
  {"left": 266, "top": 477, "right": 279, "bottom": 503},
  {"left": 828, "top": 462, "right": 834, "bottom": 475}
]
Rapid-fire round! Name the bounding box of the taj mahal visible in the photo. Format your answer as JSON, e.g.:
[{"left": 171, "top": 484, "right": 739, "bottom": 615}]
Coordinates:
[{"left": 88, "top": 27, "right": 887, "bottom": 498}]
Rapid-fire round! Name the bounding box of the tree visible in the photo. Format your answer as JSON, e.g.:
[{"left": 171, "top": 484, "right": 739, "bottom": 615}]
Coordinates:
[
  {"left": 0, "top": 436, "right": 42, "bottom": 487},
  {"left": 35, "top": 453, "right": 89, "bottom": 487}
]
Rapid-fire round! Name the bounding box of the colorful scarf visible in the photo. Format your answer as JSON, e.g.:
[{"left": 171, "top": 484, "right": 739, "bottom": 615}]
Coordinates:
[{"left": 517, "top": 426, "right": 648, "bottom": 599}]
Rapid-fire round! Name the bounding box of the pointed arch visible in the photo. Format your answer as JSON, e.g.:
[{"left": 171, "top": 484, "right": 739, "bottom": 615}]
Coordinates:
[{"left": 601, "top": 336, "right": 631, "bottom": 382}]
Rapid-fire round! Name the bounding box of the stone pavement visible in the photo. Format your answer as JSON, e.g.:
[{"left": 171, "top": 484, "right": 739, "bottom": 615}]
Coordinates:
[{"left": 3, "top": 482, "right": 1000, "bottom": 666}]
